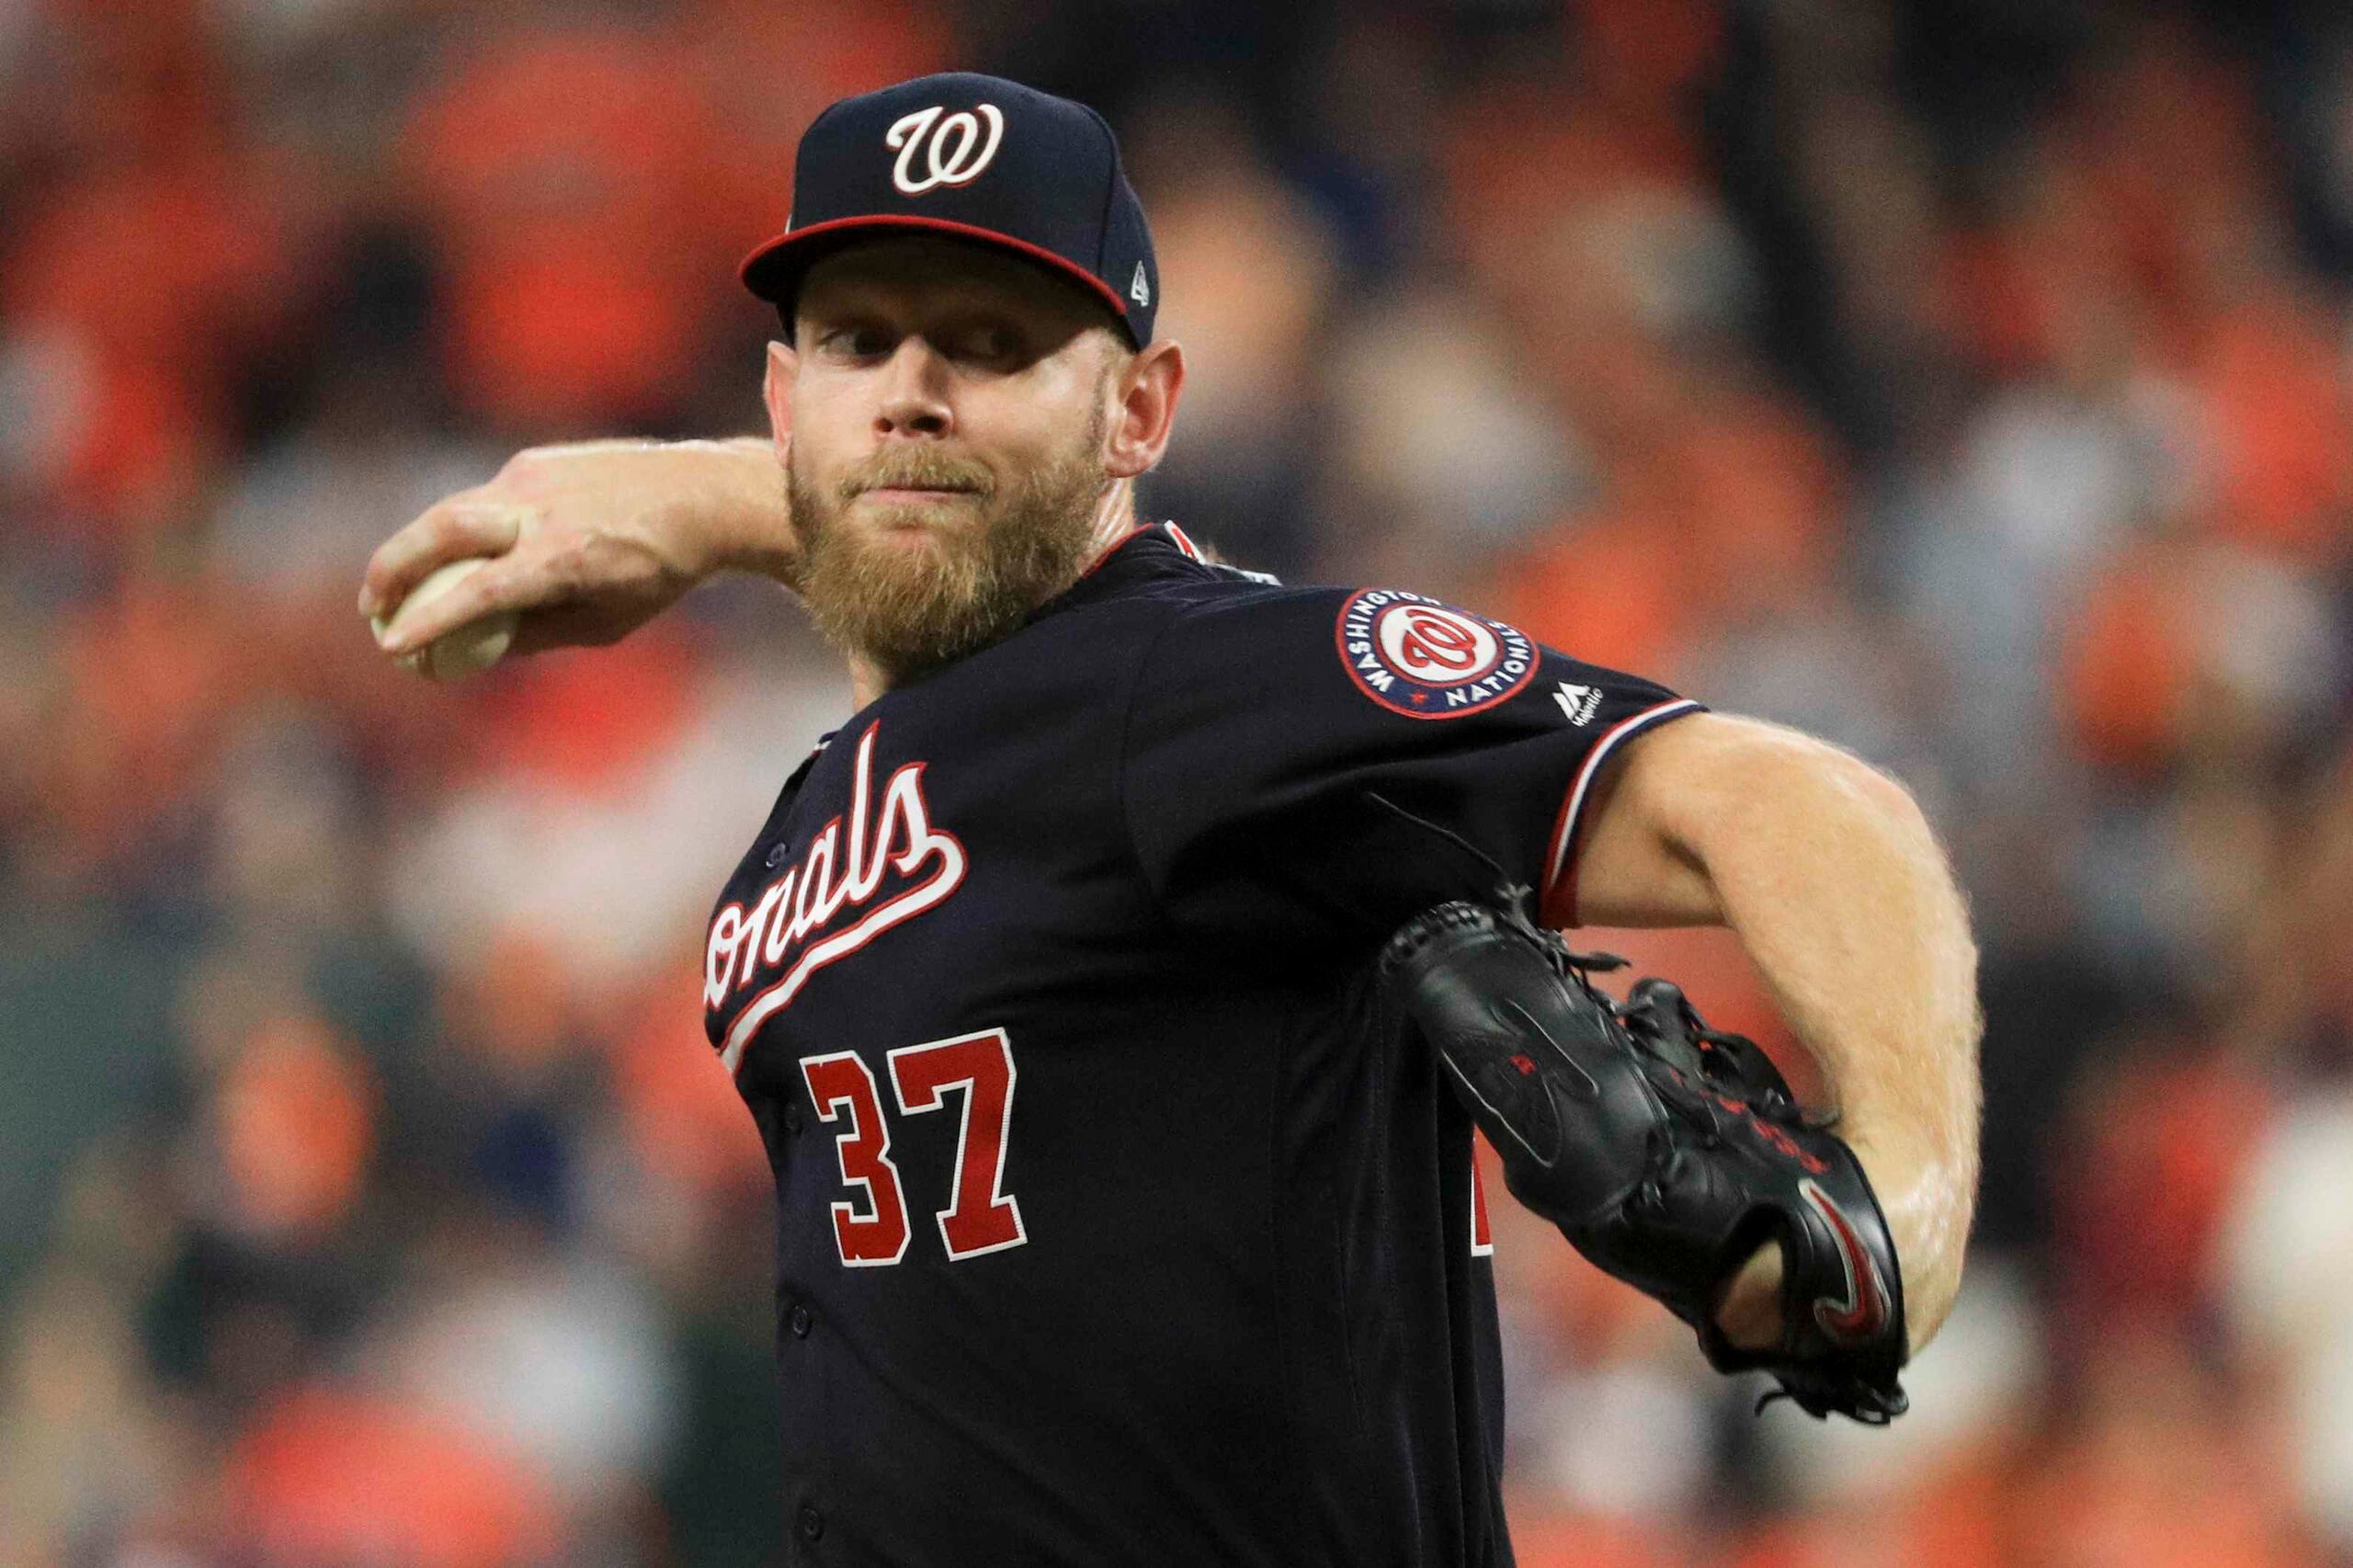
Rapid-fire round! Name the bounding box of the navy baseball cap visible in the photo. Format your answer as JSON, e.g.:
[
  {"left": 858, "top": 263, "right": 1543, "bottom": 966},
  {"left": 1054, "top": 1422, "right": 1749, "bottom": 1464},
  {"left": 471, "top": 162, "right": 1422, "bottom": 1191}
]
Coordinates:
[{"left": 741, "top": 73, "right": 1160, "bottom": 347}]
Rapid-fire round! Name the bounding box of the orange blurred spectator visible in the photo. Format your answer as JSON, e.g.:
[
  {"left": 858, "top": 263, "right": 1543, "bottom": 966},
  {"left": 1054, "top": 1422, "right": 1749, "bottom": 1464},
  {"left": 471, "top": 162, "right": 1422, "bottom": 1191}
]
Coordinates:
[
  {"left": 2051, "top": 1028, "right": 2268, "bottom": 1329},
  {"left": 683, "top": 0, "right": 954, "bottom": 207},
  {"left": 1574, "top": 0, "right": 1723, "bottom": 119},
  {"left": 1734, "top": 1452, "right": 2007, "bottom": 1568},
  {"left": 213, "top": 1013, "right": 377, "bottom": 1244},
  {"left": 0, "top": 331, "right": 213, "bottom": 542},
  {"left": 2006, "top": 1326, "right": 2320, "bottom": 1567},
  {"left": 1487, "top": 384, "right": 1837, "bottom": 686},
  {"left": 2191, "top": 299, "right": 2352, "bottom": 562},
  {"left": 478, "top": 620, "right": 699, "bottom": 800},
  {"left": 1491, "top": 509, "right": 1696, "bottom": 680},
  {"left": 1507, "top": 1503, "right": 1688, "bottom": 1568},
  {"left": 4, "top": 155, "right": 294, "bottom": 378},
  {"left": 31, "top": 0, "right": 222, "bottom": 164},
  {"left": 226, "top": 1387, "right": 560, "bottom": 1568},
  {"left": 42, "top": 567, "right": 252, "bottom": 868},
  {"left": 438, "top": 926, "right": 584, "bottom": 1085},
  {"left": 608, "top": 954, "right": 767, "bottom": 1199},
  {"left": 1668, "top": 395, "right": 1844, "bottom": 621},
  {"left": 2063, "top": 543, "right": 2196, "bottom": 776},
  {"left": 1441, "top": 48, "right": 1711, "bottom": 290},
  {"left": 2065, "top": 536, "right": 2340, "bottom": 776},
  {"left": 399, "top": 24, "right": 748, "bottom": 433},
  {"left": 3, "top": 150, "right": 300, "bottom": 535}
]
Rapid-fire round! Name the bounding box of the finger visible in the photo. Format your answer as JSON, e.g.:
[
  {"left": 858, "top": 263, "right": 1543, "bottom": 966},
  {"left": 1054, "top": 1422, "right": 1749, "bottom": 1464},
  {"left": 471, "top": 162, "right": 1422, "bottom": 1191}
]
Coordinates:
[
  {"left": 373, "top": 553, "right": 566, "bottom": 654},
  {"left": 358, "top": 500, "right": 533, "bottom": 620}
]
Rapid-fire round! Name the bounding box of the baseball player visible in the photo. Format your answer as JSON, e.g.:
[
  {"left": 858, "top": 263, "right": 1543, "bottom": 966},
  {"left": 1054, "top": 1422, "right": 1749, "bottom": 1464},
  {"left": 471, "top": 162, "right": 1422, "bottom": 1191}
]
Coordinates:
[{"left": 359, "top": 74, "right": 1980, "bottom": 1567}]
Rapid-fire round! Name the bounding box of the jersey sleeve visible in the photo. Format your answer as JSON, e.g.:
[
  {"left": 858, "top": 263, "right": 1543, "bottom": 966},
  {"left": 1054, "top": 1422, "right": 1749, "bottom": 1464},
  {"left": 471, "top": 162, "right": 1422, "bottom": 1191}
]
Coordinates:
[{"left": 1120, "top": 585, "right": 1704, "bottom": 952}]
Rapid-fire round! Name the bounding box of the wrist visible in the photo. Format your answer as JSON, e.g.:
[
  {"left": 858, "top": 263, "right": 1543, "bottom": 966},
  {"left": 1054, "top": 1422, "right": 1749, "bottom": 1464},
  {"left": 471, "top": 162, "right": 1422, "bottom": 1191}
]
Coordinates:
[
  {"left": 678, "top": 437, "right": 798, "bottom": 585},
  {"left": 1828, "top": 1126, "right": 1969, "bottom": 1353}
]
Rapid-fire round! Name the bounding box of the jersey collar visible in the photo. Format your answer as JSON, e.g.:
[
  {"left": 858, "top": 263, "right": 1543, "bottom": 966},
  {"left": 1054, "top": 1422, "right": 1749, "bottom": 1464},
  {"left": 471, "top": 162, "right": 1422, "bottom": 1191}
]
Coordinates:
[
  {"left": 1079, "top": 519, "right": 1204, "bottom": 577},
  {"left": 1022, "top": 520, "right": 1209, "bottom": 625}
]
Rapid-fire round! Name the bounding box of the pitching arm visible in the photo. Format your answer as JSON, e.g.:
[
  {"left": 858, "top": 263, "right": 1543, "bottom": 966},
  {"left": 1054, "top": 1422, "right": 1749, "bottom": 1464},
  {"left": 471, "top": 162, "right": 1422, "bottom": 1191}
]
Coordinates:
[
  {"left": 1565, "top": 711, "right": 1982, "bottom": 1356},
  {"left": 358, "top": 437, "right": 798, "bottom": 661}
]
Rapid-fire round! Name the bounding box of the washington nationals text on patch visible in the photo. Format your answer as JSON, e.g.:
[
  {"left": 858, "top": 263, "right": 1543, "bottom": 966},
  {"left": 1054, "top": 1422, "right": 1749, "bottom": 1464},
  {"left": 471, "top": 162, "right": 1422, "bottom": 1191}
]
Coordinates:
[
  {"left": 702, "top": 525, "right": 1701, "bottom": 1568},
  {"left": 1336, "top": 590, "right": 1538, "bottom": 719}
]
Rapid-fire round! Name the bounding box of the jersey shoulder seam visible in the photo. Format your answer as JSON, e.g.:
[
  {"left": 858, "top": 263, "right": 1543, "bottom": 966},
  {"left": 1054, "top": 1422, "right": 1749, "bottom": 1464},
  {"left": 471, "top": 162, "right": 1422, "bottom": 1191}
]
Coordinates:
[{"left": 1110, "top": 597, "right": 1201, "bottom": 923}]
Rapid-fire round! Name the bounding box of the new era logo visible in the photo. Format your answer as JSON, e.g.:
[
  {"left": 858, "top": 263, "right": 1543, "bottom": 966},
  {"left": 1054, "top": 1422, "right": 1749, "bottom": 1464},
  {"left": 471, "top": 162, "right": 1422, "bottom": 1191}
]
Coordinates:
[{"left": 1130, "top": 262, "right": 1150, "bottom": 307}]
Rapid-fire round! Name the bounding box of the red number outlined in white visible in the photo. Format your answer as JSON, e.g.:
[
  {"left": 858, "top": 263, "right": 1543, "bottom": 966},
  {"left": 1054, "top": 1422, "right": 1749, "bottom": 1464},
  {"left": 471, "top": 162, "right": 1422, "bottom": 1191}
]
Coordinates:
[
  {"left": 800, "top": 1051, "right": 912, "bottom": 1267},
  {"left": 887, "top": 1028, "right": 1028, "bottom": 1260}
]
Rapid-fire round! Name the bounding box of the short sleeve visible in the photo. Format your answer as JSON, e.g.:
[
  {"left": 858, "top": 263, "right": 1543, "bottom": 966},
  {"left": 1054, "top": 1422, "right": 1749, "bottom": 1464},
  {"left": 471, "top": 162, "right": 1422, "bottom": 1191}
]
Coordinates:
[{"left": 1120, "top": 585, "right": 1704, "bottom": 952}]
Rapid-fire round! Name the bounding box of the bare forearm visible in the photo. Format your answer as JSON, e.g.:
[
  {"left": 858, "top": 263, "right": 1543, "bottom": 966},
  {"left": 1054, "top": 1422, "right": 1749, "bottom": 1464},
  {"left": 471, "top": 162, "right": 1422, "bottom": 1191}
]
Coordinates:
[
  {"left": 648, "top": 437, "right": 798, "bottom": 585},
  {"left": 1682, "top": 732, "right": 1981, "bottom": 1348},
  {"left": 359, "top": 436, "right": 801, "bottom": 662}
]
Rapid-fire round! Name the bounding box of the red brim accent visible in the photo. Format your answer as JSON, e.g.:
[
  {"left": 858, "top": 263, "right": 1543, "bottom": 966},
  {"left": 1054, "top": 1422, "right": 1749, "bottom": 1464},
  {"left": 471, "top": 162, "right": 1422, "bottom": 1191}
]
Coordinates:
[{"left": 739, "top": 214, "right": 1131, "bottom": 328}]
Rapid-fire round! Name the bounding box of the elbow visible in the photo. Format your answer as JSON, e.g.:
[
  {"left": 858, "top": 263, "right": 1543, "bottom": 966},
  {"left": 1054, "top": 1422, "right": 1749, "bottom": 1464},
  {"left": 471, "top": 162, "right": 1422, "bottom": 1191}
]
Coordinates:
[
  {"left": 1772, "top": 729, "right": 1927, "bottom": 845},
  {"left": 1847, "top": 751, "right": 1926, "bottom": 828},
  {"left": 1670, "top": 717, "right": 1927, "bottom": 846}
]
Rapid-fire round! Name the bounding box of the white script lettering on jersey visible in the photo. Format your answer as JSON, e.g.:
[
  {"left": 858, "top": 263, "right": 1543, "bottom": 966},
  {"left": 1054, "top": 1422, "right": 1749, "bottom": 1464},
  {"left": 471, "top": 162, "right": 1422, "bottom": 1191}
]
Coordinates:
[
  {"left": 707, "top": 723, "right": 967, "bottom": 1073},
  {"left": 886, "top": 103, "right": 1006, "bottom": 196}
]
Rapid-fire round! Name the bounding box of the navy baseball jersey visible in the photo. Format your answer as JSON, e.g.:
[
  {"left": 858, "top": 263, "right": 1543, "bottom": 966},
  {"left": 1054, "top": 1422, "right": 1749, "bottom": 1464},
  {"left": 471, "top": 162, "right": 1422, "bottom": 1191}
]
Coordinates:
[{"left": 702, "top": 524, "right": 1701, "bottom": 1565}]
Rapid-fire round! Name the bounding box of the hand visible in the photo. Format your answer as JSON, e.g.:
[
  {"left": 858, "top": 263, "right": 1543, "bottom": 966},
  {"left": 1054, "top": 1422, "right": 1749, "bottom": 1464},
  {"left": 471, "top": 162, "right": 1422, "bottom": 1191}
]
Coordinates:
[
  {"left": 1712, "top": 1238, "right": 1786, "bottom": 1350},
  {"left": 1718, "top": 1125, "right": 1941, "bottom": 1358},
  {"left": 358, "top": 438, "right": 793, "bottom": 661}
]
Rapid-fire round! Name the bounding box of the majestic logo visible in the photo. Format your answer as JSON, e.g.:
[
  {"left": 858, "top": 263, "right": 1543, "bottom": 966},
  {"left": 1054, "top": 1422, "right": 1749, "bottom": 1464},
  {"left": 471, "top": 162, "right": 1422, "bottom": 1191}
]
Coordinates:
[
  {"left": 887, "top": 103, "right": 1006, "bottom": 195},
  {"left": 1336, "top": 590, "right": 1537, "bottom": 720},
  {"left": 1553, "top": 682, "right": 1600, "bottom": 726},
  {"left": 1800, "top": 1177, "right": 1894, "bottom": 1344},
  {"left": 707, "top": 723, "right": 966, "bottom": 1073}
]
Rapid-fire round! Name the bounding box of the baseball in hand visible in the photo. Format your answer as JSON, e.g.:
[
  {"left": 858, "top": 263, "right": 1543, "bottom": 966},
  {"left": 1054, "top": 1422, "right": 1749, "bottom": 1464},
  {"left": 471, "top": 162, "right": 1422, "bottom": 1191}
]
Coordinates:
[{"left": 369, "top": 556, "right": 517, "bottom": 681}]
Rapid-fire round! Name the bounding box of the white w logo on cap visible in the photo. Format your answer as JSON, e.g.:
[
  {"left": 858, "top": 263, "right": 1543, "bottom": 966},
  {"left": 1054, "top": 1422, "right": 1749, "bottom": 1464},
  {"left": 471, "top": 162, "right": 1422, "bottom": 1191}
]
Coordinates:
[{"left": 887, "top": 104, "right": 1006, "bottom": 195}]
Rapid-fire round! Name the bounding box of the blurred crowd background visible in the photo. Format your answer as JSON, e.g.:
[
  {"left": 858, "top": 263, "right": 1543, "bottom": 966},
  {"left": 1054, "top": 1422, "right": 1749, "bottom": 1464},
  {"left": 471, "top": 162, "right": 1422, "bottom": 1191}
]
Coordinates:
[{"left": 4, "top": 0, "right": 2350, "bottom": 1563}]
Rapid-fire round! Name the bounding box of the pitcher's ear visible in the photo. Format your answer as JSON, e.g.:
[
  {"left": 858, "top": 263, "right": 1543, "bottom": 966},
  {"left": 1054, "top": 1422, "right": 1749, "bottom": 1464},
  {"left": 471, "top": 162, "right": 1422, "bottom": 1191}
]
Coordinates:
[
  {"left": 763, "top": 339, "right": 800, "bottom": 461},
  {"left": 1104, "top": 338, "right": 1185, "bottom": 481}
]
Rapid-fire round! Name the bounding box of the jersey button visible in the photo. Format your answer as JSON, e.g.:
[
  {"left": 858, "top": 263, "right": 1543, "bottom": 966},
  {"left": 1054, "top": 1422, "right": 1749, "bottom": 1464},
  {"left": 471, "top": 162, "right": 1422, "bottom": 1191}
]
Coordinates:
[
  {"left": 781, "top": 1102, "right": 804, "bottom": 1136},
  {"left": 799, "top": 1504, "right": 824, "bottom": 1542},
  {"left": 790, "top": 1303, "right": 814, "bottom": 1338}
]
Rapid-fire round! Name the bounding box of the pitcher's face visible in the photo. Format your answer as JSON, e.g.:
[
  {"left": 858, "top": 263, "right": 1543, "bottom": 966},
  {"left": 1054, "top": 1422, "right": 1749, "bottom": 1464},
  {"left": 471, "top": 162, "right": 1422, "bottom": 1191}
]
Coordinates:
[{"left": 767, "top": 237, "right": 1129, "bottom": 682}]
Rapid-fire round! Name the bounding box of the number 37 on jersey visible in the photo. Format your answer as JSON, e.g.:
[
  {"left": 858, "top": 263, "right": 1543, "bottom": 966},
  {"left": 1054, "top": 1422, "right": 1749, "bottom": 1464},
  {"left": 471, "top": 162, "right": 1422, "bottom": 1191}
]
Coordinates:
[
  {"left": 801, "top": 1027, "right": 1028, "bottom": 1267},
  {"left": 796, "top": 1024, "right": 1497, "bottom": 1269}
]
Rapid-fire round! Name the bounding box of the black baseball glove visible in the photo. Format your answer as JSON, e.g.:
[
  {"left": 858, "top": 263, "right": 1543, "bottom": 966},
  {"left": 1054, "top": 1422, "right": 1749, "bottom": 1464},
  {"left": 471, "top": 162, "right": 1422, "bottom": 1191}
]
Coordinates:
[{"left": 1380, "top": 895, "right": 1909, "bottom": 1424}]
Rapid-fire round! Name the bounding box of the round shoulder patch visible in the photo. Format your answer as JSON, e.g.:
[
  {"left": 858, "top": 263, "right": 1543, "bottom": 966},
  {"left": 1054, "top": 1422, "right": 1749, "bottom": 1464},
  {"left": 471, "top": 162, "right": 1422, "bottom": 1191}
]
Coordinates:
[{"left": 1335, "top": 590, "right": 1538, "bottom": 720}]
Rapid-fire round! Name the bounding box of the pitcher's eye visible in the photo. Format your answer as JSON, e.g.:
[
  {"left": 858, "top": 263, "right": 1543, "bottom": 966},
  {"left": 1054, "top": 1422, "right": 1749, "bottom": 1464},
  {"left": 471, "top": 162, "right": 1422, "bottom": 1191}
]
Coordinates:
[
  {"left": 953, "top": 322, "right": 1023, "bottom": 363},
  {"left": 820, "top": 325, "right": 894, "bottom": 358}
]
